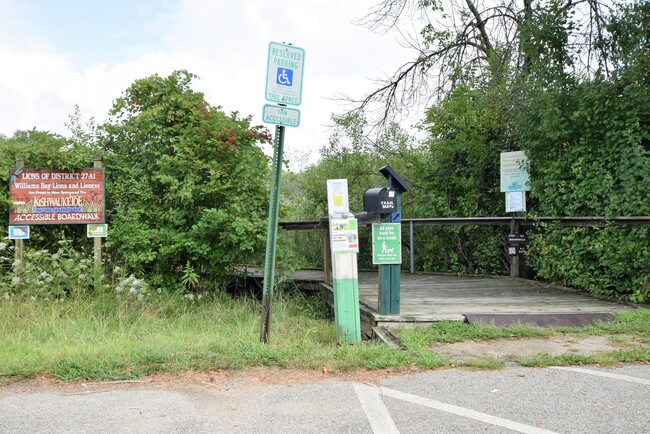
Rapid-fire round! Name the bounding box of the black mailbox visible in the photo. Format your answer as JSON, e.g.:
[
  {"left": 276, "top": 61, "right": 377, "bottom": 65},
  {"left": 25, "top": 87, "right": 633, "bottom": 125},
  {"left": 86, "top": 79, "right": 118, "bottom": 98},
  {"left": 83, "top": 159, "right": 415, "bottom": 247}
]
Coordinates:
[{"left": 363, "top": 187, "right": 397, "bottom": 213}]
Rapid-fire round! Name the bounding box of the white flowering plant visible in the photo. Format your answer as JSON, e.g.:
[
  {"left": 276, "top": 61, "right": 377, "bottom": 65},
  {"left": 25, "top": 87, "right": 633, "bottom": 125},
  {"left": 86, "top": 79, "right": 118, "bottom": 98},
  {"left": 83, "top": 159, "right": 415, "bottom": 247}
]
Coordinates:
[
  {"left": 114, "top": 273, "right": 150, "bottom": 301},
  {"left": 1, "top": 239, "right": 94, "bottom": 299}
]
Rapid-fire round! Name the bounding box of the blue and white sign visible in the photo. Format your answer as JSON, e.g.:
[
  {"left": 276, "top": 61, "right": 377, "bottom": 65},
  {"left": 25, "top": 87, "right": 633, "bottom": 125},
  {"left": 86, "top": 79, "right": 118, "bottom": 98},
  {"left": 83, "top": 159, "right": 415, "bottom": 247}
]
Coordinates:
[
  {"left": 265, "top": 42, "right": 305, "bottom": 106},
  {"left": 8, "top": 225, "right": 30, "bottom": 239},
  {"left": 262, "top": 104, "right": 300, "bottom": 127}
]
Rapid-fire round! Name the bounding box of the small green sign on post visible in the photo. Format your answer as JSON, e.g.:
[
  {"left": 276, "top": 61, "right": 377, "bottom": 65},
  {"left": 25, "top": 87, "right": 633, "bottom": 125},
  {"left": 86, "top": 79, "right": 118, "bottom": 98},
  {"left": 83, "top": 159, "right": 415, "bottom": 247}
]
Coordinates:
[
  {"left": 372, "top": 223, "right": 401, "bottom": 265},
  {"left": 87, "top": 224, "right": 108, "bottom": 238}
]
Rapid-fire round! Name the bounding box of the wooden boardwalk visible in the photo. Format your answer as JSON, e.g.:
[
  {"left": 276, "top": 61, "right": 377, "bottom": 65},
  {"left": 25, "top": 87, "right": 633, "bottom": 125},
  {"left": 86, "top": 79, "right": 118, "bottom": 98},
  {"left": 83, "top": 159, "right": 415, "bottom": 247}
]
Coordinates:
[
  {"left": 241, "top": 268, "right": 630, "bottom": 336},
  {"left": 319, "top": 271, "right": 630, "bottom": 336}
]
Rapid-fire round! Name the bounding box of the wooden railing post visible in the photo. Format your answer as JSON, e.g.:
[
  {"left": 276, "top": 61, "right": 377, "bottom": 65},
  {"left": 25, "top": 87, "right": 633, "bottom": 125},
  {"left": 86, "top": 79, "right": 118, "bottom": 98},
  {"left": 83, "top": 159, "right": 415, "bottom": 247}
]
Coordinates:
[
  {"left": 323, "top": 226, "right": 332, "bottom": 283},
  {"left": 14, "top": 158, "right": 25, "bottom": 283},
  {"left": 93, "top": 157, "right": 103, "bottom": 289},
  {"left": 510, "top": 218, "right": 520, "bottom": 278}
]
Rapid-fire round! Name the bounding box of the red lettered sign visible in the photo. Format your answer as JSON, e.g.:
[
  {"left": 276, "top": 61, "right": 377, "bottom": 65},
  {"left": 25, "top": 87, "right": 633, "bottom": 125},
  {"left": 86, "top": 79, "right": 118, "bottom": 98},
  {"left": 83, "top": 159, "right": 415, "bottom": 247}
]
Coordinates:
[{"left": 9, "top": 169, "right": 105, "bottom": 225}]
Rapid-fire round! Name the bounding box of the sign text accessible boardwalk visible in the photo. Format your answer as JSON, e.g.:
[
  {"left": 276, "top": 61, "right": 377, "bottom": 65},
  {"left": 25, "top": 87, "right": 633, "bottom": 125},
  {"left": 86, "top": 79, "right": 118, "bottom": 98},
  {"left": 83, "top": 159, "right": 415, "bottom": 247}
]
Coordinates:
[{"left": 9, "top": 168, "right": 105, "bottom": 224}]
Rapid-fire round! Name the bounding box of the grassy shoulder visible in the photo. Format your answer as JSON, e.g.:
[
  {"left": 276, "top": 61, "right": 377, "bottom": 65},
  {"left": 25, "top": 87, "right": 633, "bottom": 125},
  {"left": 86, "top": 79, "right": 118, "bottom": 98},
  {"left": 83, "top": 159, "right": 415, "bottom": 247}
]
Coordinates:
[
  {"left": 395, "top": 308, "right": 650, "bottom": 367},
  {"left": 1, "top": 290, "right": 648, "bottom": 384},
  {"left": 0, "top": 290, "right": 444, "bottom": 383}
]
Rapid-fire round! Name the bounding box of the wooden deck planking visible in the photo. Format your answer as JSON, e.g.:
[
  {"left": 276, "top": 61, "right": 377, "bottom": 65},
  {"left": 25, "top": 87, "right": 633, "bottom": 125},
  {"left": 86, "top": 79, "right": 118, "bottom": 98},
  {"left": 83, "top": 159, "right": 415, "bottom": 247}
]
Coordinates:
[
  {"left": 242, "top": 267, "right": 630, "bottom": 334},
  {"left": 324, "top": 270, "right": 629, "bottom": 334}
]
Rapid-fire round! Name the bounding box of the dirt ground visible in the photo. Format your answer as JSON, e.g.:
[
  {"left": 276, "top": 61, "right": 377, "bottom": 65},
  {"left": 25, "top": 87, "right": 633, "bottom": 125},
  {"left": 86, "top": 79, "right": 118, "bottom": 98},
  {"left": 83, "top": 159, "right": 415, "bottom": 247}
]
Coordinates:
[
  {"left": 431, "top": 334, "right": 648, "bottom": 363},
  {"left": 2, "top": 334, "right": 648, "bottom": 393}
]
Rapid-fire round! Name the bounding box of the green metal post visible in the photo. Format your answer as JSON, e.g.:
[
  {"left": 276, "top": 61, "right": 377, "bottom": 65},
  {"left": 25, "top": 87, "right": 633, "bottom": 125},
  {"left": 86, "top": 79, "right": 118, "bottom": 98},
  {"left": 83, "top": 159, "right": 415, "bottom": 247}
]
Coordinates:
[{"left": 260, "top": 124, "right": 285, "bottom": 344}]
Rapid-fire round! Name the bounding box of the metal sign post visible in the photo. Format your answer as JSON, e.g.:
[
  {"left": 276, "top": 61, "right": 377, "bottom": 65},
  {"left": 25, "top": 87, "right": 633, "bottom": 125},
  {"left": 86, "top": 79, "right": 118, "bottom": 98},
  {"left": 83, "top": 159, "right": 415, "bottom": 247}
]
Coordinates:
[
  {"left": 260, "top": 124, "right": 285, "bottom": 344},
  {"left": 259, "top": 41, "right": 305, "bottom": 344}
]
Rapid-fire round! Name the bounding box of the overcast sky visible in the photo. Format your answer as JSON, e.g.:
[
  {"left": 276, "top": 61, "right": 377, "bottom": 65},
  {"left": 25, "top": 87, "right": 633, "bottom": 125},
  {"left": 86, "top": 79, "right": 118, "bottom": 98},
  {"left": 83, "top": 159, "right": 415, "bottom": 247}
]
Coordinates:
[{"left": 0, "top": 0, "right": 416, "bottom": 169}]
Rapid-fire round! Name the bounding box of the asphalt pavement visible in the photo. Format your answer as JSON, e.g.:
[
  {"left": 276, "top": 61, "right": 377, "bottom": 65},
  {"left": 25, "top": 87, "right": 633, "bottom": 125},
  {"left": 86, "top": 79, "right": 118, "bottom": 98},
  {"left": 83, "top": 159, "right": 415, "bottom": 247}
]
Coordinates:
[{"left": 1, "top": 364, "right": 648, "bottom": 433}]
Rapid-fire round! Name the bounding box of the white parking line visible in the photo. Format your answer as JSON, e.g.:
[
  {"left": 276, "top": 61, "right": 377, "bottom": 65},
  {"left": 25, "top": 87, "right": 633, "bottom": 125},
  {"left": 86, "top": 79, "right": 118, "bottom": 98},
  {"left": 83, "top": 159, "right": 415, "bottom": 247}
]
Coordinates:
[
  {"left": 354, "top": 383, "right": 558, "bottom": 434},
  {"left": 551, "top": 366, "right": 650, "bottom": 385},
  {"left": 353, "top": 384, "right": 400, "bottom": 434}
]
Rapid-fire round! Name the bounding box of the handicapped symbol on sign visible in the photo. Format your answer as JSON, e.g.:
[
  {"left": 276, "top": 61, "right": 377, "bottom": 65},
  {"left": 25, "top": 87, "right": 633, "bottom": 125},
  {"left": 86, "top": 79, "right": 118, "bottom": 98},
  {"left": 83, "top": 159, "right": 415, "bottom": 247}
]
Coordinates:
[{"left": 276, "top": 68, "right": 293, "bottom": 86}]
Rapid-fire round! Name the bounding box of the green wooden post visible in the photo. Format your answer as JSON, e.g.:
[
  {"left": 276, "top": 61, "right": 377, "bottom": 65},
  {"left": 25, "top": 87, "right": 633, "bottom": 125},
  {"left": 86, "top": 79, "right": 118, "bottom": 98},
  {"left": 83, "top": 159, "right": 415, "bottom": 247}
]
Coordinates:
[
  {"left": 377, "top": 165, "right": 408, "bottom": 315},
  {"left": 260, "top": 124, "right": 285, "bottom": 344},
  {"left": 378, "top": 194, "right": 401, "bottom": 315},
  {"left": 331, "top": 250, "right": 361, "bottom": 344}
]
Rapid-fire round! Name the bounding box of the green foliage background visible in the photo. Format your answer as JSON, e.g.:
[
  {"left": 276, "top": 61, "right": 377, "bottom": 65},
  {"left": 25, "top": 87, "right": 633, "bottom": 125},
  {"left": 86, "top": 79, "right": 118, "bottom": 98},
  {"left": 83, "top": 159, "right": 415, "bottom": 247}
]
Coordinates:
[
  {"left": 101, "top": 71, "right": 271, "bottom": 289},
  {"left": 1, "top": 71, "right": 272, "bottom": 292},
  {"left": 1, "top": 2, "right": 648, "bottom": 302},
  {"left": 283, "top": 1, "right": 650, "bottom": 302}
]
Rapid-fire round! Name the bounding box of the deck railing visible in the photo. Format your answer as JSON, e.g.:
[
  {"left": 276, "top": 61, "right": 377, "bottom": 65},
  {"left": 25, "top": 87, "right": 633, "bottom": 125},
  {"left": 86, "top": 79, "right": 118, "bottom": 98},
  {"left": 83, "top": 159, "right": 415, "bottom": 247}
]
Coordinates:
[{"left": 279, "top": 216, "right": 650, "bottom": 279}]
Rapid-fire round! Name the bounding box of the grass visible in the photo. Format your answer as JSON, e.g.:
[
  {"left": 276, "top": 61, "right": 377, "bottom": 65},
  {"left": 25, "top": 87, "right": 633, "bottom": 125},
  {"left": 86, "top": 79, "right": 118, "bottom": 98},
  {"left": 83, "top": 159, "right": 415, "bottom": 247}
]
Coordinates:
[
  {"left": 1, "top": 290, "right": 649, "bottom": 383},
  {"left": 0, "top": 290, "right": 444, "bottom": 382}
]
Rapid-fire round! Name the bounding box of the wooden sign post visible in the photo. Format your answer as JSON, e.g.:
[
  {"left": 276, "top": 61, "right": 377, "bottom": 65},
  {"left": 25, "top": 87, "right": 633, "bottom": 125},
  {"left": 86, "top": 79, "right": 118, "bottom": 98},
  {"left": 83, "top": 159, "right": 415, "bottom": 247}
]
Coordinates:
[{"left": 327, "top": 179, "right": 361, "bottom": 344}]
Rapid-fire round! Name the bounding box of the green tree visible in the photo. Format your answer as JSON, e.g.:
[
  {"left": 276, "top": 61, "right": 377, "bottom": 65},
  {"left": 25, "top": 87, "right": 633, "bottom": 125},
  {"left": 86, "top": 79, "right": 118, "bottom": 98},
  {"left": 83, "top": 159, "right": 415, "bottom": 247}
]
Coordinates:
[
  {"left": 281, "top": 113, "right": 416, "bottom": 268},
  {"left": 513, "top": 1, "right": 650, "bottom": 301},
  {"left": 101, "top": 70, "right": 272, "bottom": 289}
]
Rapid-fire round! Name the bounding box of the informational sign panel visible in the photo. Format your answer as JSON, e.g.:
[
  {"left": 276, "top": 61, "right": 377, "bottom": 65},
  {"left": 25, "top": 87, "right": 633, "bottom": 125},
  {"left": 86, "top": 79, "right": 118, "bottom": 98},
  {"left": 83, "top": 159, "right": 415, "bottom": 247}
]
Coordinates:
[
  {"left": 9, "top": 168, "right": 105, "bottom": 224},
  {"left": 505, "top": 191, "right": 526, "bottom": 213},
  {"left": 87, "top": 224, "right": 108, "bottom": 238},
  {"left": 262, "top": 104, "right": 300, "bottom": 127},
  {"left": 265, "top": 42, "right": 305, "bottom": 106},
  {"left": 329, "top": 218, "right": 359, "bottom": 253},
  {"left": 326, "top": 179, "right": 349, "bottom": 217},
  {"left": 372, "top": 223, "right": 402, "bottom": 265},
  {"left": 8, "top": 225, "right": 30, "bottom": 239},
  {"left": 507, "top": 233, "right": 528, "bottom": 256},
  {"left": 500, "top": 151, "right": 530, "bottom": 192}
]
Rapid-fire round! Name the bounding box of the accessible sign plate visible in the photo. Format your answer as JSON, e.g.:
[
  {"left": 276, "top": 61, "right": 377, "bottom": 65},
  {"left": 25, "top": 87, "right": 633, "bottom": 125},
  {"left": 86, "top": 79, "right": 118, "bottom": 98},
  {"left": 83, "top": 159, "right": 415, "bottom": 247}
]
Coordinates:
[
  {"left": 262, "top": 104, "right": 300, "bottom": 127},
  {"left": 8, "top": 225, "right": 30, "bottom": 239},
  {"left": 265, "top": 42, "right": 305, "bottom": 106},
  {"left": 372, "top": 223, "right": 402, "bottom": 265}
]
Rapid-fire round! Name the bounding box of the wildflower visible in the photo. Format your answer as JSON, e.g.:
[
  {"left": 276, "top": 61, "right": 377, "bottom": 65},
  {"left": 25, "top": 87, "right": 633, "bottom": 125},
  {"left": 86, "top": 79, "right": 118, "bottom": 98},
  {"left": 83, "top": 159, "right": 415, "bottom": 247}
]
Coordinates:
[{"left": 11, "top": 276, "right": 21, "bottom": 286}]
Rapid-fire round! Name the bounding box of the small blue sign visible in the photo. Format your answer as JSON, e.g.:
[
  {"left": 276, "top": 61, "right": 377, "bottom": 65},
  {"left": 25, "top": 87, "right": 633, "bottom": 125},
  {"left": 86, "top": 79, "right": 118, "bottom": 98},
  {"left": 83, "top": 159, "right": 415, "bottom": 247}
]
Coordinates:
[
  {"left": 8, "top": 225, "right": 30, "bottom": 239},
  {"left": 276, "top": 68, "right": 293, "bottom": 86}
]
